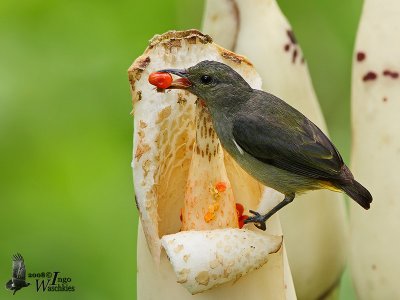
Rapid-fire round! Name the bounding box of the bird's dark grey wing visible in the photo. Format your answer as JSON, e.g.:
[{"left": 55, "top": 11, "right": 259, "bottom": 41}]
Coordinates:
[
  {"left": 12, "top": 253, "right": 27, "bottom": 281},
  {"left": 232, "top": 110, "right": 344, "bottom": 180}
]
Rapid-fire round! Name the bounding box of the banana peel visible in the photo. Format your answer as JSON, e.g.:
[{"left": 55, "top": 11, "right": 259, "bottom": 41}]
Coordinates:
[{"left": 350, "top": 0, "right": 400, "bottom": 298}]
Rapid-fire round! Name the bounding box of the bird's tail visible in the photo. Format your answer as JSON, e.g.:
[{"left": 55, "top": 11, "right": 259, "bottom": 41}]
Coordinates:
[
  {"left": 341, "top": 179, "right": 372, "bottom": 209},
  {"left": 5, "top": 279, "right": 12, "bottom": 290}
]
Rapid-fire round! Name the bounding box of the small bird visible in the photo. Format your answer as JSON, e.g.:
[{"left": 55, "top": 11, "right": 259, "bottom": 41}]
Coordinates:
[
  {"left": 158, "top": 60, "right": 372, "bottom": 230},
  {"left": 5, "top": 253, "right": 30, "bottom": 295}
]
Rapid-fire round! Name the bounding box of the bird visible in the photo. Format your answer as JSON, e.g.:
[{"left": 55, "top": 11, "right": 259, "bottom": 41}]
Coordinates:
[
  {"left": 5, "top": 253, "right": 30, "bottom": 295},
  {"left": 157, "top": 60, "right": 372, "bottom": 230}
]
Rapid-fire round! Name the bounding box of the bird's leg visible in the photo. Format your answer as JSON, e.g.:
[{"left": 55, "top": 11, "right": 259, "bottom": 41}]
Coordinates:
[{"left": 244, "top": 193, "right": 295, "bottom": 230}]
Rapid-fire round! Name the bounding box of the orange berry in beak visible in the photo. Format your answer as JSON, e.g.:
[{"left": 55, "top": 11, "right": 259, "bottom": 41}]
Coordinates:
[{"left": 148, "top": 72, "right": 173, "bottom": 89}]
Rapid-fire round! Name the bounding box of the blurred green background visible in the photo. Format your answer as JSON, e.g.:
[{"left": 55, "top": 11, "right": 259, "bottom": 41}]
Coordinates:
[{"left": 0, "top": 0, "right": 362, "bottom": 299}]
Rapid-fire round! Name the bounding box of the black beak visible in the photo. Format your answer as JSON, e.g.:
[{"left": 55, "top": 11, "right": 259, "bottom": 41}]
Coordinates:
[
  {"left": 158, "top": 68, "right": 188, "bottom": 78},
  {"left": 157, "top": 68, "right": 192, "bottom": 89}
]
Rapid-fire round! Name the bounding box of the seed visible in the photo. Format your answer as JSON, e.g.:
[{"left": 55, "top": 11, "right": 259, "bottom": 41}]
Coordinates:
[
  {"left": 148, "top": 72, "right": 173, "bottom": 89},
  {"left": 215, "top": 181, "right": 227, "bottom": 193},
  {"left": 204, "top": 211, "right": 215, "bottom": 223},
  {"left": 236, "top": 203, "right": 244, "bottom": 218},
  {"left": 238, "top": 215, "right": 249, "bottom": 229}
]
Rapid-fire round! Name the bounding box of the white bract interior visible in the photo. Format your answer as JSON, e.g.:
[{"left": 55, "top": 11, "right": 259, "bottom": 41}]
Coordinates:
[{"left": 129, "top": 30, "right": 288, "bottom": 295}]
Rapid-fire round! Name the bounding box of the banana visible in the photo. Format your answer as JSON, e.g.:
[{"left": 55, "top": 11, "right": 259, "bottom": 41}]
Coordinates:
[
  {"left": 130, "top": 30, "right": 296, "bottom": 299},
  {"left": 350, "top": 0, "right": 400, "bottom": 298},
  {"left": 202, "top": 1, "right": 348, "bottom": 299}
]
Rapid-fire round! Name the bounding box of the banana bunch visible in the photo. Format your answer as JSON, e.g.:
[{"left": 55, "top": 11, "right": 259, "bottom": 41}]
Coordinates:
[
  {"left": 203, "top": 1, "right": 348, "bottom": 299},
  {"left": 130, "top": 30, "right": 296, "bottom": 299},
  {"left": 350, "top": 0, "right": 400, "bottom": 298}
]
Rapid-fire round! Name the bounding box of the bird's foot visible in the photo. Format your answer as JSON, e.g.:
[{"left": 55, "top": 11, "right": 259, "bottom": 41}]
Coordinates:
[{"left": 244, "top": 210, "right": 268, "bottom": 231}]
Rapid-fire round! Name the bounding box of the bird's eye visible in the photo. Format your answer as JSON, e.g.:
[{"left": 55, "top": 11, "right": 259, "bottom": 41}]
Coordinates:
[{"left": 200, "top": 75, "right": 213, "bottom": 85}]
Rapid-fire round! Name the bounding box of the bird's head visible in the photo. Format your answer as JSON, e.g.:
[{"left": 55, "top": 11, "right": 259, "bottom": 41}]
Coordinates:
[{"left": 159, "top": 60, "right": 252, "bottom": 108}]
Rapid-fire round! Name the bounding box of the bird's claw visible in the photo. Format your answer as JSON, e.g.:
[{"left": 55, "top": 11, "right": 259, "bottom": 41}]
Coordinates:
[{"left": 244, "top": 210, "right": 267, "bottom": 231}]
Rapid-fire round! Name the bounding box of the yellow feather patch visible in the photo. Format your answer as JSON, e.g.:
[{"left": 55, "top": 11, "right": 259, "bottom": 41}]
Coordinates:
[{"left": 319, "top": 181, "right": 341, "bottom": 192}]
